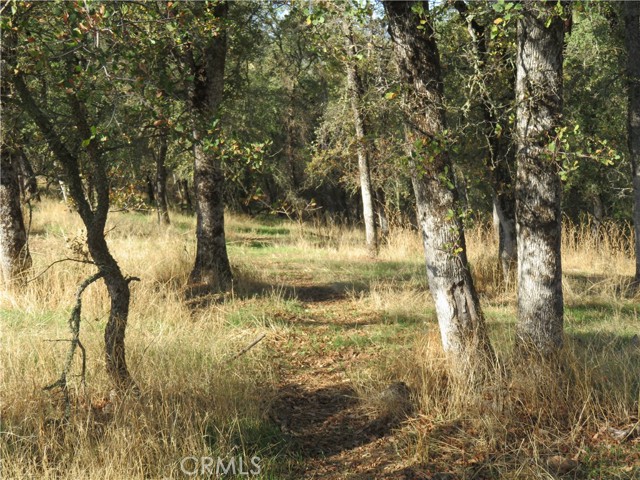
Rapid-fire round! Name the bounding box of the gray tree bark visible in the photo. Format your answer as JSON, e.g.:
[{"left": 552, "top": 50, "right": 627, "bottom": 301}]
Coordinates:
[
  {"left": 344, "top": 22, "right": 377, "bottom": 257},
  {"left": 625, "top": 1, "right": 640, "bottom": 285},
  {"left": 188, "top": 1, "right": 233, "bottom": 292},
  {"left": 0, "top": 146, "right": 32, "bottom": 286},
  {"left": 514, "top": 2, "right": 565, "bottom": 354},
  {"left": 384, "top": 1, "right": 493, "bottom": 361}
]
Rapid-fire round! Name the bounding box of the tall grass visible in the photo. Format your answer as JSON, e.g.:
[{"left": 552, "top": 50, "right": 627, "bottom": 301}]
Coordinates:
[{"left": 1, "top": 199, "right": 638, "bottom": 478}]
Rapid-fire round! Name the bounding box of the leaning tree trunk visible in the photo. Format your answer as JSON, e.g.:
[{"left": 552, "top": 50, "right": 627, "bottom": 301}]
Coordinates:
[
  {"left": 188, "top": 1, "right": 232, "bottom": 292},
  {"left": 84, "top": 230, "right": 135, "bottom": 390},
  {"left": 155, "top": 134, "right": 170, "bottom": 225},
  {"left": 384, "top": 1, "right": 493, "bottom": 361},
  {"left": 625, "top": 1, "right": 640, "bottom": 285},
  {"left": 514, "top": 2, "right": 565, "bottom": 354},
  {"left": 344, "top": 22, "right": 377, "bottom": 257},
  {"left": 14, "top": 71, "right": 136, "bottom": 391},
  {"left": 0, "top": 146, "right": 32, "bottom": 286}
]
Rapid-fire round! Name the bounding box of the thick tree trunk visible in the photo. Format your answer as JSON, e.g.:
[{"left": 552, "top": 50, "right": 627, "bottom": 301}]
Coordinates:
[
  {"left": 514, "top": 2, "right": 565, "bottom": 354},
  {"left": 190, "top": 141, "right": 232, "bottom": 289},
  {"left": 155, "top": 135, "right": 170, "bottom": 225},
  {"left": 344, "top": 23, "right": 377, "bottom": 257},
  {"left": 0, "top": 146, "right": 32, "bottom": 285},
  {"left": 625, "top": 1, "right": 640, "bottom": 285},
  {"left": 188, "top": 1, "right": 232, "bottom": 292},
  {"left": 384, "top": 1, "right": 493, "bottom": 361}
]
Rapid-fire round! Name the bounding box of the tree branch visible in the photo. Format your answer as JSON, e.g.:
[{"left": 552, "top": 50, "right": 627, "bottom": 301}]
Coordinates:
[{"left": 44, "top": 271, "right": 104, "bottom": 421}]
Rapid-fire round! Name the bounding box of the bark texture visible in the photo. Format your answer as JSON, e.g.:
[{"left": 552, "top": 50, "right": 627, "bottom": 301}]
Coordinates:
[
  {"left": 384, "top": 1, "right": 492, "bottom": 360},
  {"left": 515, "top": 2, "right": 565, "bottom": 354},
  {"left": 625, "top": 1, "right": 640, "bottom": 285},
  {"left": 344, "top": 22, "right": 377, "bottom": 257},
  {"left": 0, "top": 146, "right": 32, "bottom": 285},
  {"left": 188, "top": 1, "right": 233, "bottom": 291}
]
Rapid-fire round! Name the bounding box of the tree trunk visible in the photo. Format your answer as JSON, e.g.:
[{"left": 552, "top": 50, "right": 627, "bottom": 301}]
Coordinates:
[
  {"left": 0, "top": 146, "right": 32, "bottom": 286},
  {"left": 190, "top": 141, "right": 232, "bottom": 290},
  {"left": 58, "top": 179, "right": 69, "bottom": 205},
  {"left": 625, "top": 1, "right": 640, "bottom": 285},
  {"left": 453, "top": 1, "right": 517, "bottom": 280},
  {"left": 514, "top": 2, "right": 565, "bottom": 354},
  {"left": 85, "top": 231, "right": 135, "bottom": 391},
  {"left": 16, "top": 146, "right": 39, "bottom": 202},
  {"left": 376, "top": 188, "right": 390, "bottom": 240},
  {"left": 384, "top": 1, "right": 493, "bottom": 361},
  {"left": 145, "top": 175, "right": 156, "bottom": 206},
  {"left": 155, "top": 135, "right": 170, "bottom": 225},
  {"left": 188, "top": 1, "right": 232, "bottom": 292},
  {"left": 493, "top": 157, "right": 517, "bottom": 280},
  {"left": 14, "top": 71, "right": 136, "bottom": 391},
  {"left": 180, "top": 178, "right": 193, "bottom": 213},
  {"left": 344, "top": 22, "right": 378, "bottom": 257}
]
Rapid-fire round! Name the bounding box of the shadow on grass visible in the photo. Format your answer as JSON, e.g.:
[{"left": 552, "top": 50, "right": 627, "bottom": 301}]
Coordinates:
[
  {"left": 565, "top": 272, "right": 640, "bottom": 298},
  {"left": 566, "top": 331, "right": 640, "bottom": 355},
  {"left": 269, "top": 383, "right": 404, "bottom": 460},
  {"left": 565, "top": 302, "right": 639, "bottom": 325}
]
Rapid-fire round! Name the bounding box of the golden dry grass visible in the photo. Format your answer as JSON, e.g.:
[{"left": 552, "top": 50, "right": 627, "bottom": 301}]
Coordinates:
[{"left": 1, "top": 199, "right": 638, "bottom": 478}]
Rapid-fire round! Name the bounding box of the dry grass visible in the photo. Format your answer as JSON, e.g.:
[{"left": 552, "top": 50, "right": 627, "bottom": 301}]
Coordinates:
[
  {"left": 1, "top": 199, "right": 638, "bottom": 478},
  {"left": 1, "top": 200, "right": 284, "bottom": 479}
]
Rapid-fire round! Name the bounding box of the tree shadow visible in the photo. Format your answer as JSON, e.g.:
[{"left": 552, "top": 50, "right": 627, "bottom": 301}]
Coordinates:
[
  {"left": 269, "top": 382, "right": 405, "bottom": 460},
  {"left": 565, "top": 272, "right": 640, "bottom": 298},
  {"left": 234, "top": 277, "right": 369, "bottom": 303}
]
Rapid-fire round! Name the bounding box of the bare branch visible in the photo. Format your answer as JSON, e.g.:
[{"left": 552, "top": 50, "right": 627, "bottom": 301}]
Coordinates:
[
  {"left": 25, "top": 258, "right": 96, "bottom": 285},
  {"left": 44, "top": 271, "right": 104, "bottom": 420}
]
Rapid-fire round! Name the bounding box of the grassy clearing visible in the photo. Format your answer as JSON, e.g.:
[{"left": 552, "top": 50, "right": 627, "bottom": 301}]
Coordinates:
[{"left": 1, "top": 199, "right": 639, "bottom": 478}]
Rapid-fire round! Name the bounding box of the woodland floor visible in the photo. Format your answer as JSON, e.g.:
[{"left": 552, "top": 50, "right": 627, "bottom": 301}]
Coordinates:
[
  {"left": 2, "top": 206, "right": 639, "bottom": 479},
  {"left": 224, "top": 225, "right": 640, "bottom": 479}
]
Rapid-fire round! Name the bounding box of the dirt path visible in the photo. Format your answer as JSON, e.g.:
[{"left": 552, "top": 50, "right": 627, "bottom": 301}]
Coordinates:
[{"left": 265, "top": 285, "right": 428, "bottom": 479}]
